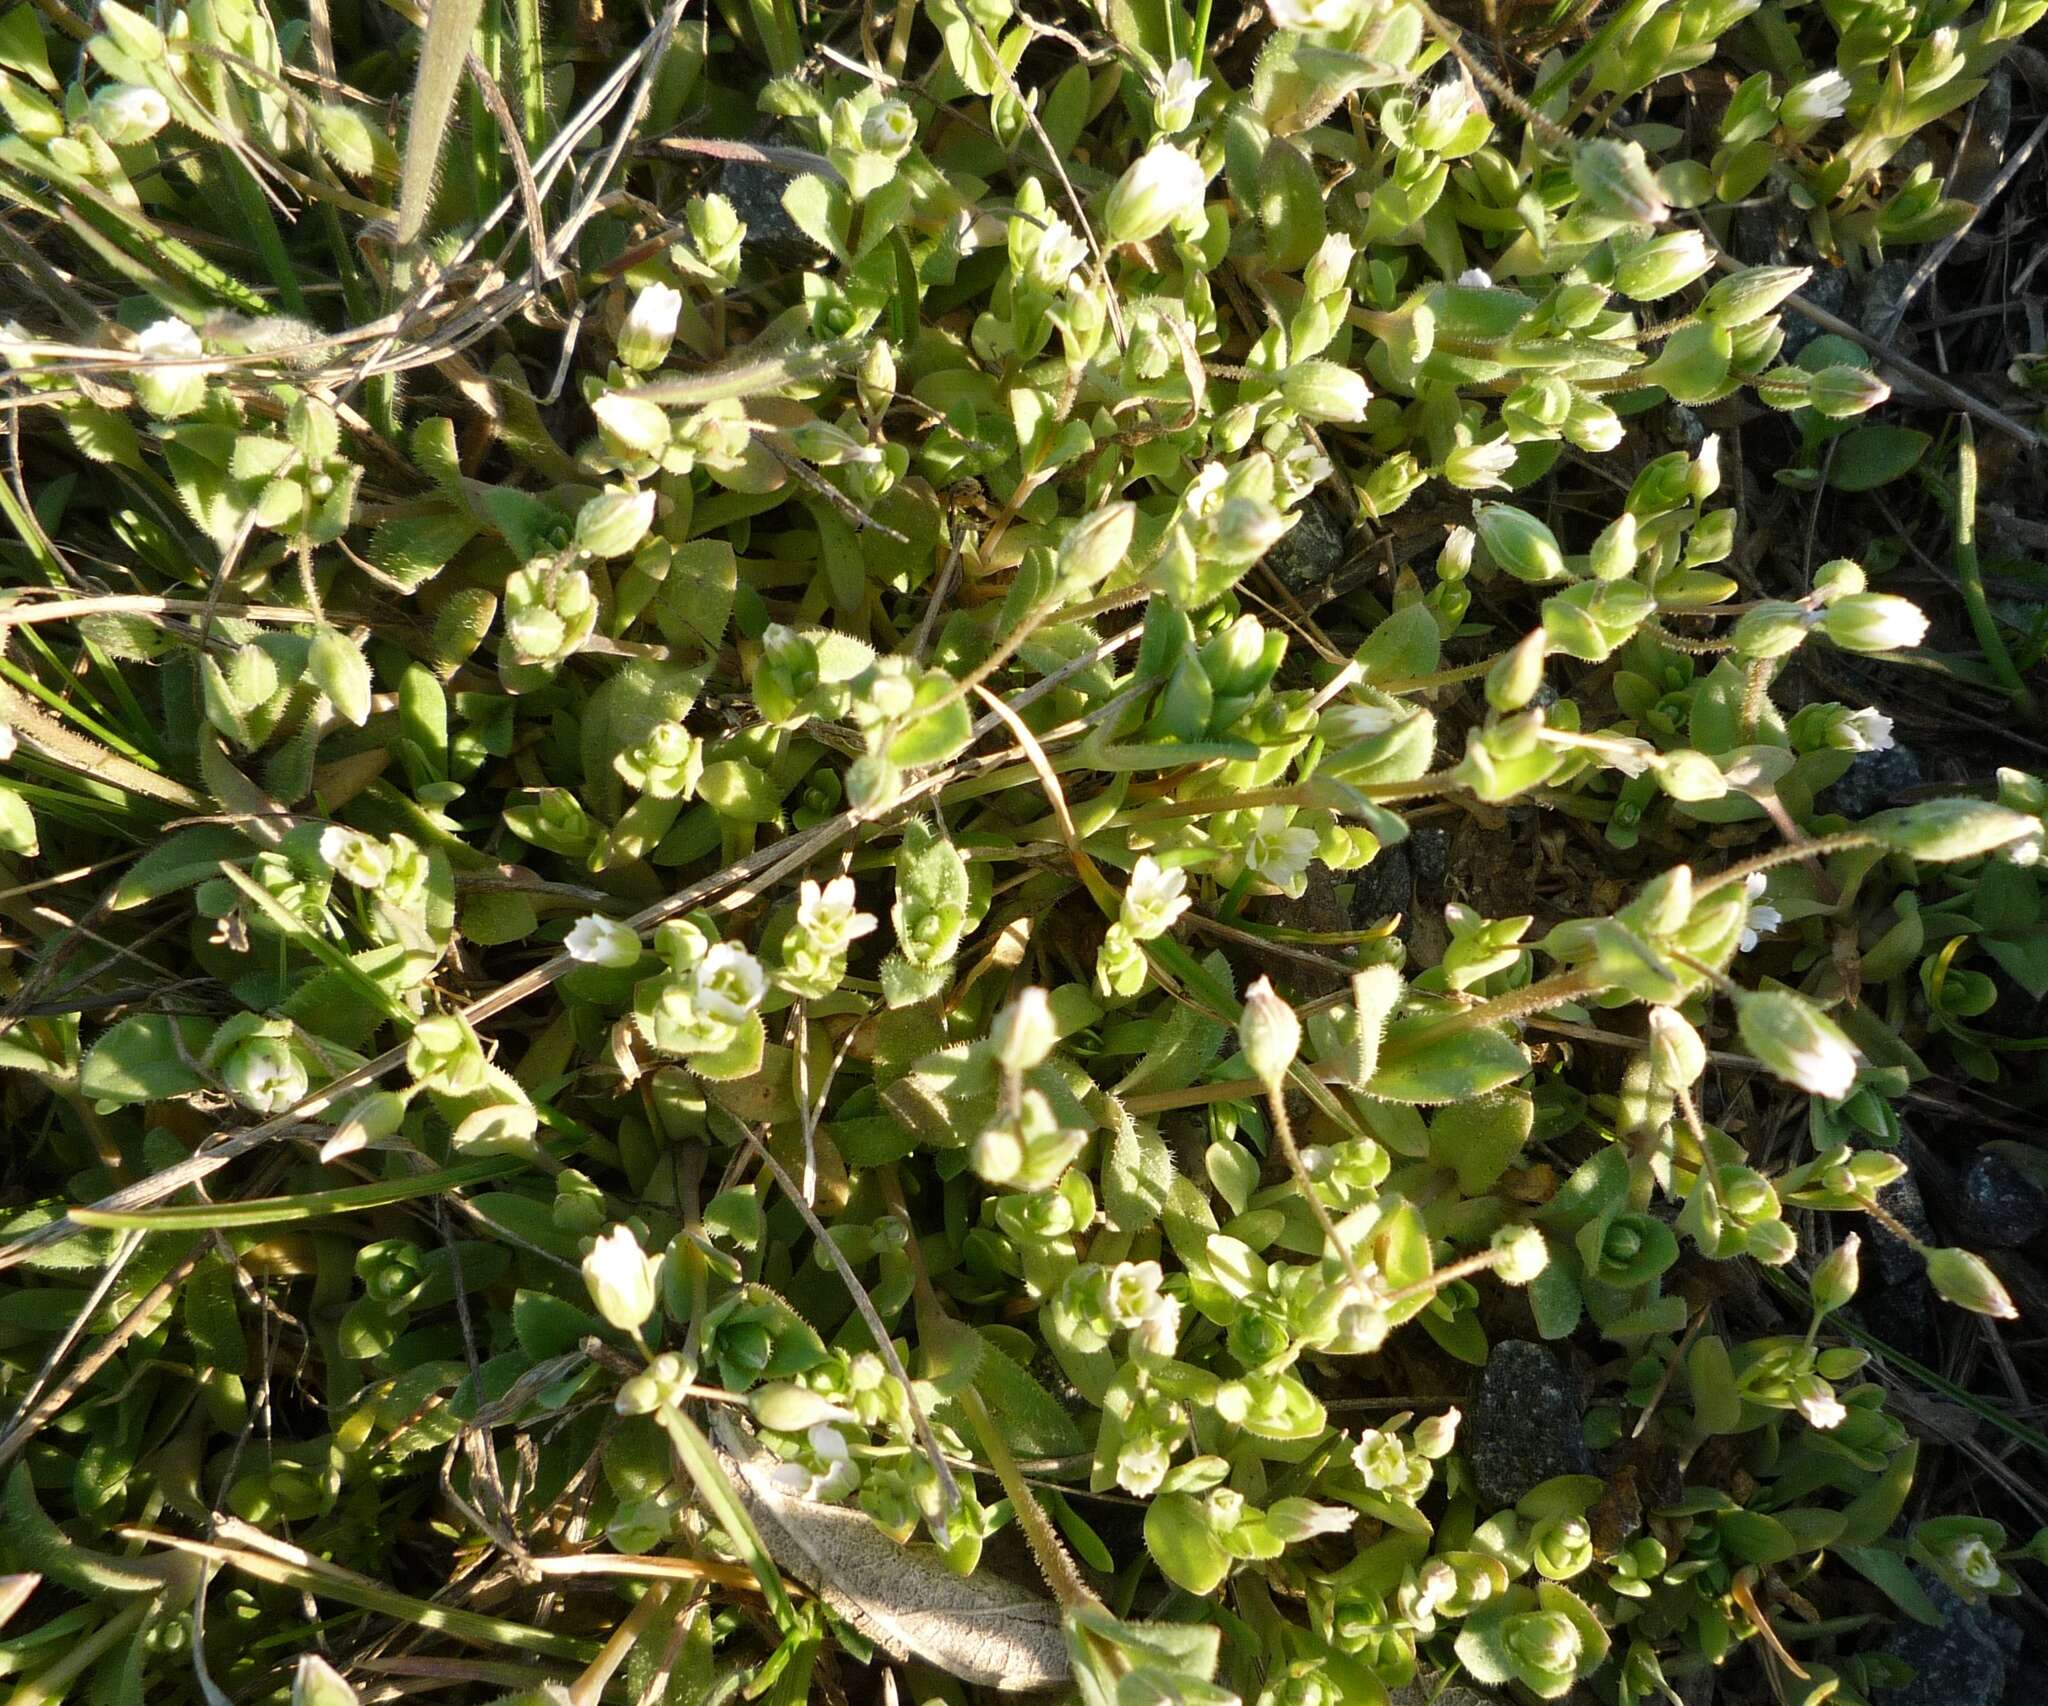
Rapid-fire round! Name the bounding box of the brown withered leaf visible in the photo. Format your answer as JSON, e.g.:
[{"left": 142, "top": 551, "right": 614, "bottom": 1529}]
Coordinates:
[{"left": 712, "top": 1414, "right": 1069, "bottom": 1692}]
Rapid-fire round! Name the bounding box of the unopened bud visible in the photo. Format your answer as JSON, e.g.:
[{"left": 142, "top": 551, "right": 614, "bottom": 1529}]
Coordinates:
[{"left": 1240, "top": 976, "right": 1301, "bottom": 1090}]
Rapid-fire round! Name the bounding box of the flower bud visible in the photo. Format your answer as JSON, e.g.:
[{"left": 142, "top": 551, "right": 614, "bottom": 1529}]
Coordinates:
[
  {"left": 1613, "top": 230, "right": 1713, "bottom": 300},
  {"left": 1639, "top": 1008, "right": 1704, "bottom": 1091},
  {"left": 293, "top": 1656, "right": 360, "bottom": 1706},
  {"left": 1700, "top": 266, "right": 1811, "bottom": 330},
  {"left": 1924, "top": 1247, "right": 2019, "bottom": 1321},
  {"left": 1807, "top": 364, "right": 1891, "bottom": 418},
  {"left": 582, "top": 1224, "right": 659, "bottom": 1332},
  {"left": 1736, "top": 989, "right": 1859, "bottom": 1100},
  {"left": 1412, "top": 1406, "right": 1461, "bottom": 1458},
  {"left": 617, "top": 283, "right": 681, "bottom": 371},
  {"left": 1818, "top": 592, "right": 1928, "bottom": 653},
  {"left": 1491, "top": 1223, "right": 1549, "bottom": 1284},
  {"left": 1754, "top": 366, "right": 1815, "bottom": 410},
  {"left": 1588, "top": 512, "right": 1638, "bottom": 581},
  {"left": 991, "top": 986, "right": 1057, "bottom": 1073},
  {"left": 1731, "top": 600, "right": 1815, "bottom": 660},
  {"left": 1240, "top": 976, "right": 1301, "bottom": 1090},
  {"left": 1057, "top": 500, "right": 1136, "bottom": 591},
  {"left": 1475, "top": 503, "right": 1566, "bottom": 582},
  {"left": 592, "top": 391, "right": 671, "bottom": 460},
  {"left": 1860, "top": 798, "right": 2037, "bottom": 863},
  {"left": 751, "top": 1381, "right": 854, "bottom": 1432},
  {"left": 1102, "top": 144, "right": 1208, "bottom": 245},
  {"left": 91, "top": 83, "right": 170, "bottom": 145},
  {"left": 405, "top": 1012, "right": 489, "bottom": 1096},
  {"left": 1279, "top": 360, "right": 1371, "bottom": 423},
  {"left": 1485, "top": 628, "right": 1548, "bottom": 712},
  {"left": 320, "top": 1090, "right": 407, "bottom": 1162},
  {"left": 575, "top": 487, "right": 656, "bottom": 559},
  {"left": 1652, "top": 750, "right": 1728, "bottom": 802},
  {"left": 857, "top": 340, "right": 896, "bottom": 415},
  {"left": 1811, "top": 1232, "right": 1861, "bottom": 1315},
  {"left": 1572, "top": 138, "right": 1668, "bottom": 225}
]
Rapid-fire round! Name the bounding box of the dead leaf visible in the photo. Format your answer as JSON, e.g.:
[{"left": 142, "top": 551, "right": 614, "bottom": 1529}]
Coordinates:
[{"left": 712, "top": 1414, "right": 1069, "bottom": 1692}]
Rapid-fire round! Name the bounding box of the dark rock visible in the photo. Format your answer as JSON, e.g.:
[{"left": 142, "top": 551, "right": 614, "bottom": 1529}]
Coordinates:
[
  {"left": 1855, "top": 1172, "right": 1936, "bottom": 1359},
  {"left": 717, "top": 155, "right": 815, "bottom": 265},
  {"left": 1822, "top": 743, "right": 1924, "bottom": 820},
  {"left": 1878, "top": 1570, "right": 2021, "bottom": 1706},
  {"left": 1728, "top": 204, "right": 1790, "bottom": 269},
  {"left": 1781, "top": 262, "right": 1851, "bottom": 361},
  {"left": 2003, "top": 1638, "right": 2046, "bottom": 1706},
  {"left": 1262, "top": 499, "right": 1348, "bottom": 604},
  {"left": 1955, "top": 1148, "right": 2048, "bottom": 1249},
  {"left": 1858, "top": 258, "right": 1917, "bottom": 342},
  {"left": 1349, "top": 842, "right": 1413, "bottom": 936},
  {"left": 1408, "top": 825, "right": 1450, "bottom": 892},
  {"left": 1467, "top": 1340, "right": 1591, "bottom": 1510}
]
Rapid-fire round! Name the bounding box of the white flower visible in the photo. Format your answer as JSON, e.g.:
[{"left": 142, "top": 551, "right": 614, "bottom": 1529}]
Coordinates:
[
  {"left": 1027, "top": 216, "right": 1090, "bottom": 293},
  {"left": 1246, "top": 806, "right": 1317, "bottom": 897},
  {"left": 1456, "top": 266, "right": 1494, "bottom": 288},
  {"left": 1276, "top": 439, "right": 1334, "bottom": 499},
  {"left": 223, "top": 1035, "right": 308, "bottom": 1114},
  {"left": 1442, "top": 434, "right": 1520, "bottom": 491},
  {"left": 1738, "top": 873, "right": 1783, "bottom": 952},
  {"left": 692, "top": 941, "right": 766, "bottom": 1025},
  {"left": 1794, "top": 1379, "right": 1847, "bottom": 1431},
  {"left": 1411, "top": 1558, "right": 1459, "bottom": 1618},
  {"left": 319, "top": 826, "right": 391, "bottom": 888},
  {"left": 616, "top": 283, "right": 681, "bottom": 372},
  {"left": 1132, "top": 1292, "right": 1182, "bottom": 1356},
  {"left": 1152, "top": 57, "right": 1209, "bottom": 135},
  {"left": 132, "top": 317, "right": 210, "bottom": 416},
  {"left": 566, "top": 914, "right": 642, "bottom": 968},
  {"left": 1121, "top": 855, "right": 1190, "bottom": 941},
  {"left": 91, "top": 83, "right": 170, "bottom": 145},
  {"left": 582, "top": 1224, "right": 658, "bottom": 1333},
  {"left": 1781, "top": 70, "right": 1852, "bottom": 131},
  {"left": 1267, "top": 0, "right": 1365, "bottom": 31},
  {"left": 1116, "top": 1436, "right": 1173, "bottom": 1496},
  {"left": 1102, "top": 144, "right": 1209, "bottom": 246},
  {"left": 795, "top": 875, "right": 877, "bottom": 957},
  {"left": 1948, "top": 1536, "right": 2003, "bottom": 1591},
  {"left": 1693, "top": 432, "right": 1723, "bottom": 499},
  {"left": 859, "top": 99, "right": 917, "bottom": 156},
  {"left": 1600, "top": 737, "right": 1657, "bottom": 778},
  {"left": 1322, "top": 702, "right": 1405, "bottom": 743},
  {"left": 1839, "top": 708, "right": 1895, "bottom": 753}
]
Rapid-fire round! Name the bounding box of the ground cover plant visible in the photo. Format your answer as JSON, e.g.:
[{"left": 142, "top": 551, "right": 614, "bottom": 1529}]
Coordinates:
[{"left": 2, "top": 0, "right": 2048, "bottom": 1701}]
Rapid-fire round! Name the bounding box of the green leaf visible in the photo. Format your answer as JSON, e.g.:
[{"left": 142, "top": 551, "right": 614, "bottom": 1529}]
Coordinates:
[
  {"left": 1428, "top": 1089, "right": 1533, "bottom": 1193},
  {"left": 1103, "top": 1100, "right": 1174, "bottom": 1233},
  {"left": 1368, "top": 1019, "right": 1531, "bottom": 1104},
  {"left": 80, "top": 1014, "right": 213, "bottom": 1107},
  {"left": 1144, "top": 1491, "right": 1231, "bottom": 1595},
  {"left": 1826, "top": 425, "right": 1929, "bottom": 492}
]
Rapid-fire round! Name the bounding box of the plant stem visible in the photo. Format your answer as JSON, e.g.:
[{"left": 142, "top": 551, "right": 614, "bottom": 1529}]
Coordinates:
[{"left": 1951, "top": 419, "right": 2038, "bottom": 721}]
